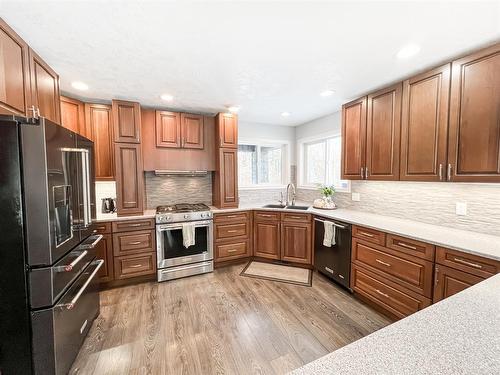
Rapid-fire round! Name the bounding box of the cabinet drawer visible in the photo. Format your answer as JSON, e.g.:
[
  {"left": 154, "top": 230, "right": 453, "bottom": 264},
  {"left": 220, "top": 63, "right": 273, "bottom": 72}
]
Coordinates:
[
  {"left": 254, "top": 211, "right": 280, "bottom": 222},
  {"left": 113, "top": 229, "right": 155, "bottom": 256},
  {"left": 93, "top": 222, "right": 112, "bottom": 234},
  {"left": 215, "top": 222, "right": 249, "bottom": 240},
  {"left": 352, "top": 225, "right": 386, "bottom": 245},
  {"left": 114, "top": 253, "right": 156, "bottom": 280},
  {"left": 112, "top": 218, "right": 155, "bottom": 233},
  {"left": 214, "top": 211, "right": 250, "bottom": 223},
  {"left": 386, "top": 234, "right": 435, "bottom": 261},
  {"left": 215, "top": 240, "right": 250, "bottom": 261},
  {"left": 281, "top": 212, "right": 311, "bottom": 222},
  {"left": 435, "top": 247, "right": 499, "bottom": 278},
  {"left": 351, "top": 264, "right": 431, "bottom": 319},
  {"left": 352, "top": 239, "right": 433, "bottom": 298}
]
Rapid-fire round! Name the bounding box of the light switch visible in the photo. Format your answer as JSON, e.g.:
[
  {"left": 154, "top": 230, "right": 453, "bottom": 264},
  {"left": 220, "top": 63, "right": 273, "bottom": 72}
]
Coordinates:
[
  {"left": 456, "top": 202, "right": 467, "bottom": 216},
  {"left": 352, "top": 193, "right": 361, "bottom": 202}
]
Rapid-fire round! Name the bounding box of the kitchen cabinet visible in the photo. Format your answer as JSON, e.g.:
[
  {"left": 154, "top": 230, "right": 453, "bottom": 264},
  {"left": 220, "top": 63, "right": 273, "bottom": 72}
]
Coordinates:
[
  {"left": 85, "top": 103, "right": 114, "bottom": 180},
  {"left": 400, "top": 64, "right": 451, "bottom": 181},
  {"left": 60, "top": 96, "right": 85, "bottom": 135},
  {"left": 341, "top": 97, "right": 367, "bottom": 180},
  {"left": 155, "top": 111, "right": 204, "bottom": 149},
  {"left": 447, "top": 43, "right": 500, "bottom": 182},
  {"left": 95, "top": 233, "right": 114, "bottom": 283},
  {"left": 142, "top": 109, "right": 215, "bottom": 171},
  {"left": 366, "top": 83, "right": 402, "bottom": 180},
  {"left": 214, "top": 211, "right": 252, "bottom": 264},
  {"left": 213, "top": 147, "right": 239, "bottom": 208},
  {"left": 253, "top": 220, "right": 281, "bottom": 260},
  {"left": 281, "top": 221, "right": 312, "bottom": 264},
  {"left": 28, "top": 48, "right": 60, "bottom": 124},
  {"left": 0, "top": 18, "right": 30, "bottom": 117},
  {"left": 433, "top": 264, "right": 483, "bottom": 303},
  {"left": 114, "top": 143, "right": 144, "bottom": 216},
  {"left": 112, "top": 100, "right": 141, "bottom": 143},
  {"left": 216, "top": 113, "right": 238, "bottom": 148}
]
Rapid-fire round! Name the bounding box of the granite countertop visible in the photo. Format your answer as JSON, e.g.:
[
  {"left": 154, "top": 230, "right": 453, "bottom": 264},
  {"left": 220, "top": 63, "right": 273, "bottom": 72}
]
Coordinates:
[
  {"left": 211, "top": 203, "right": 500, "bottom": 262},
  {"left": 290, "top": 272, "right": 500, "bottom": 375},
  {"left": 94, "top": 209, "right": 156, "bottom": 222}
]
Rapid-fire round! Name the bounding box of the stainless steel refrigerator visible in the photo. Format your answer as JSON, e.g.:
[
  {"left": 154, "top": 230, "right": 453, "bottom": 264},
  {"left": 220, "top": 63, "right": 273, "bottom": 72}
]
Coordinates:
[{"left": 0, "top": 115, "right": 104, "bottom": 374}]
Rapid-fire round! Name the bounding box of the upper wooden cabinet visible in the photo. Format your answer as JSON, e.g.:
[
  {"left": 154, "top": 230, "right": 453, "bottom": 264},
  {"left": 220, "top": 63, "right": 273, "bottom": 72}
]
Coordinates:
[
  {"left": 447, "top": 43, "right": 500, "bottom": 182},
  {"left": 60, "top": 96, "right": 85, "bottom": 135},
  {"left": 366, "top": 83, "right": 402, "bottom": 180},
  {"left": 341, "top": 97, "right": 367, "bottom": 180},
  {"left": 155, "top": 111, "right": 204, "bottom": 149},
  {"left": 213, "top": 148, "right": 238, "bottom": 208},
  {"left": 216, "top": 113, "right": 238, "bottom": 148},
  {"left": 29, "top": 48, "right": 61, "bottom": 124},
  {"left": 114, "top": 143, "right": 144, "bottom": 216},
  {"left": 400, "top": 64, "right": 451, "bottom": 181},
  {"left": 112, "top": 100, "right": 141, "bottom": 143},
  {"left": 0, "top": 18, "right": 30, "bottom": 117},
  {"left": 85, "top": 103, "right": 114, "bottom": 180}
]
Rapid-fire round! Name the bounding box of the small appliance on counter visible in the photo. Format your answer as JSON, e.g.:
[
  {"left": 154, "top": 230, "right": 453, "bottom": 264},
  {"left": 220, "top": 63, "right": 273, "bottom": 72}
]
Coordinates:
[{"left": 101, "top": 197, "right": 116, "bottom": 213}]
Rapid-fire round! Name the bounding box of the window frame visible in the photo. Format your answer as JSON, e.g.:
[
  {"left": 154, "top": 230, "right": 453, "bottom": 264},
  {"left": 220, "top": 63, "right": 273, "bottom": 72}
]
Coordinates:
[
  {"left": 297, "top": 131, "right": 351, "bottom": 193},
  {"left": 238, "top": 138, "right": 290, "bottom": 190}
]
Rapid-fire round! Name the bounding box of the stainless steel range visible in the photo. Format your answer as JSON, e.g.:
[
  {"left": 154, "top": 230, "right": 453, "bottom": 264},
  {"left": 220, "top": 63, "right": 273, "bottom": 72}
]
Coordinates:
[{"left": 156, "top": 203, "right": 214, "bottom": 282}]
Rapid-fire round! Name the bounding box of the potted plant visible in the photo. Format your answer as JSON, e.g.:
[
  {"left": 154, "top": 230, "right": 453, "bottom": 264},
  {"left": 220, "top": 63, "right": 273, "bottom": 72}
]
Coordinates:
[{"left": 315, "top": 184, "right": 336, "bottom": 209}]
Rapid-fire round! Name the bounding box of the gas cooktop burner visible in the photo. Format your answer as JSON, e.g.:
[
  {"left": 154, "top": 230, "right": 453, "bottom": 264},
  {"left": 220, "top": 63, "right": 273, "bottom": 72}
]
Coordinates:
[{"left": 156, "top": 203, "right": 210, "bottom": 214}]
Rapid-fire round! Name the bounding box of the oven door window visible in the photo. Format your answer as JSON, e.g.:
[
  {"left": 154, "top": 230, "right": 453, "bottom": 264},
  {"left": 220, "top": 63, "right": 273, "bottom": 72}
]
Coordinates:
[{"left": 162, "top": 226, "right": 208, "bottom": 259}]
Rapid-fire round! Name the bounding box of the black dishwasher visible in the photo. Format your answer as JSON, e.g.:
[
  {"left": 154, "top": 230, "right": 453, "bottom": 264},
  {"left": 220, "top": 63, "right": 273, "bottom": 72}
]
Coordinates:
[{"left": 314, "top": 217, "right": 352, "bottom": 290}]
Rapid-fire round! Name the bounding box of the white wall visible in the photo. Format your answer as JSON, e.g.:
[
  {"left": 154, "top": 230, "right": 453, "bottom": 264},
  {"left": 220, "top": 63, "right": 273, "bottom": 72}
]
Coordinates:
[{"left": 295, "top": 111, "right": 341, "bottom": 140}]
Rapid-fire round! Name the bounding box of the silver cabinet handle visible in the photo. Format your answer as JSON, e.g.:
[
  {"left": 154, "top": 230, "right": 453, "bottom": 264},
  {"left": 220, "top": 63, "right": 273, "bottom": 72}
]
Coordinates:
[
  {"left": 60, "top": 250, "right": 88, "bottom": 272},
  {"left": 365, "top": 167, "right": 369, "bottom": 179},
  {"left": 226, "top": 215, "right": 238, "bottom": 218},
  {"left": 360, "top": 167, "right": 364, "bottom": 178},
  {"left": 375, "top": 259, "right": 391, "bottom": 267},
  {"left": 375, "top": 289, "right": 389, "bottom": 298},
  {"left": 439, "top": 163, "right": 443, "bottom": 180},
  {"left": 260, "top": 214, "right": 273, "bottom": 218},
  {"left": 435, "top": 266, "right": 439, "bottom": 286},
  {"left": 453, "top": 257, "right": 482, "bottom": 269},
  {"left": 397, "top": 242, "right": 417, "bottom": 250},
  {"left": 65, "top": 260, "right": 104, "bottom": 310},
  {"left": 129, "top": 264, "right": 143, "bottom": 268},
  {"left": 358, "top": 231, "right": 374, "bottom": 238},
  {"left": 128, "top": 223, "right": 143, "bottom": 227},
  {"left": 227, "top": 249, "right": 239, "bottom": 253},
  {"left": 447, "top": 163, "right": 452, "bottom": 181},
  {"left": 81, "top": 235, "right": 103, "bottom": 249},
  {"left": 227, "top": 230, "right": 238, "bottom": 233},
  {"left": 129, "top": 241, "right": 143, "bottom": 245}
]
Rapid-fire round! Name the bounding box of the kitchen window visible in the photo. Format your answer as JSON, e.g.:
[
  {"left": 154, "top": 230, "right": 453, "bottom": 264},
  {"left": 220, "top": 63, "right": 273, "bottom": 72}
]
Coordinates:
[
  {"left": 298, "top": 134, "right": 350, "bottom": 191},
  {"left": 238, "top": 141, "right": 288, "bottom": 188}
]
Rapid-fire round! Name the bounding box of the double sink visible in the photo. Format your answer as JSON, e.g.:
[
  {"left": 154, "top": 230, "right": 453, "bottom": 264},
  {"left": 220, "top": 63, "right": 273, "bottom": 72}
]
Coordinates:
[{"left": 262, "top": 204, "right": 310, "bottom": 211}]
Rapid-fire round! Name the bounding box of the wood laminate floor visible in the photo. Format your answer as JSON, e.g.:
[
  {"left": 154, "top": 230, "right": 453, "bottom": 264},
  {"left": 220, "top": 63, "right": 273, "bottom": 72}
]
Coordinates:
[{"left": 71, "top": 264, "right": 392, "bottom": 375}]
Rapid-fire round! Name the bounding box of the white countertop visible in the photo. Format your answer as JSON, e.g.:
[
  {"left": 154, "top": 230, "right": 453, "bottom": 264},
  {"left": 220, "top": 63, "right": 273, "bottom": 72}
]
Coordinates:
[
  {"left": 95, "top": 209, "right": 156, "bottom": 222},
  {"left": 290, "top": 272, "right": 500, "bottom": 375}
]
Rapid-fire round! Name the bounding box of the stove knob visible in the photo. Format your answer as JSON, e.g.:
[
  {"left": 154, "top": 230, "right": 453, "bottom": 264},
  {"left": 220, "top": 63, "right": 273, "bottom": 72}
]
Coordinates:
[
  {"left": 166, "top": 216, "right": 172, "bottom": 221},
  {"left": 200, "top": 213, "right": 205, "bottom": 218},
  {"left": 184, "top": 214, "right": 189, "bottom": 219}
]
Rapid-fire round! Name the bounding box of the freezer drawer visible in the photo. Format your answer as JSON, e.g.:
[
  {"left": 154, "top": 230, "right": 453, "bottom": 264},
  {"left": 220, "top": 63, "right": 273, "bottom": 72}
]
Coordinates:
[
  {"left": 314, "top": 218, "right": 352, "bottom": 289},
  {"left": 31, "top": 259, "right": 103, "bottom": 375}
]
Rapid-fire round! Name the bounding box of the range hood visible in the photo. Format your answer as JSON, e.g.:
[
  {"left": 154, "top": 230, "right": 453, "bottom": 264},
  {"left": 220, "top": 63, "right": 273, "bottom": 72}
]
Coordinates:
[{"left": 154, "top": 170, "right": 208, "bottom": 177}]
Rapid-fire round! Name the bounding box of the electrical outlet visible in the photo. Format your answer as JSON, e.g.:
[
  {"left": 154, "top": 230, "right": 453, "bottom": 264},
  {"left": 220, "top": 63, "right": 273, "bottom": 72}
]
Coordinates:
[
  {"left": 456, "top": 202, "right": 467, "bottom": 216},
  {"left": 352, "top": 193, "right": 361, "bottom": 202}
]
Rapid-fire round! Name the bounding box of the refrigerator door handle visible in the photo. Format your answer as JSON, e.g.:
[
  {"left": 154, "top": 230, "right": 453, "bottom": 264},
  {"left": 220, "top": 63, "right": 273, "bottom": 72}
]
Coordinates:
[{"left": 80, "top": 149, "right": 92, "bottom": 228}]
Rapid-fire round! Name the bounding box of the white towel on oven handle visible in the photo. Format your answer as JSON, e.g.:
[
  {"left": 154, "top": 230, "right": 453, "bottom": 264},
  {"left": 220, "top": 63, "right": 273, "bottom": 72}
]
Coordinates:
[{"left": 182, "top": 223, "right": 196, "bottom": 248}]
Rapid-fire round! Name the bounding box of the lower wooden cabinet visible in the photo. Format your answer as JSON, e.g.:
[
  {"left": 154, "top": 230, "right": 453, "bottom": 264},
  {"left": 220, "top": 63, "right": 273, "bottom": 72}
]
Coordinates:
[
  {"left": 112, "top": 229, "right": 155, "bottom": 256},
  {"left": 281, "top": 221, "right": 312, "bottom": 264},
  {"left": 114, "top": 253, "right": 156, "bottom": 280},
  {"left": 215, "top": 240, "right": 251, "bottom": 262},
  {"left": 95, "top": 233, "right": 114, "bottom": 283},
  {"left": 253, "top": 220, "right": 281, "bottom": 260},
  {"left": 214, "top": 211, "right": 252, "bottom": 263},
  {"left": 432, "top": 264, "right": 484, "bottom": 303}
]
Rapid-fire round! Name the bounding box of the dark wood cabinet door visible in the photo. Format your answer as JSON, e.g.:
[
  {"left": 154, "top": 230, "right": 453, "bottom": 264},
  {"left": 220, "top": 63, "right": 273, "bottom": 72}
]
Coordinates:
[
  {"left": 85, "top": 103, "right": 114, "bottom": 180},
  {"left": 60, "top": 96, "right": 84, "bottom": 135},
  {"left": 366, "top": 83, "right": 402, "bottom": 180},
  {"left": 213, "top": 148, "right": 238, "bottom": 208},
  {"left": 217, "top": 113, "right": 238, "bottom": 148},
  {"left": 181, "top": 113, "right": 204, "bottom": 149},
  {"left": 448, "top": 43, "right": 500, "bottom": 182},
  {"left": 95, "top": 233, "right": 114, "bottom": 283},
  {"left": 400, "top": 64, "right": 451, "bottom": 181},
  {"left": 155, "top": 110, "right": 181, "bottom": 148},
  {"left": 0, "top": 18, "right": 30, "bottom": 117},
  {"left": 112, "top": 100, "right": 141, "bottom": 143},
  {"left": 254, "top": 221, "right": 280, "bottom": 260},
  {"left": 29, "top": 48, "right": 61, "bottom": 124},
  {"left": 433, "top": 264, "right": 484, "bottom": 303},
  {"left": 341, "top": 96, "right": 367, "bottom": 180},
  {"left": 281, "top": 222, "right": 312, "bottom": 264},
  {"left": 114, "top": 143, "right": 144, "bottom": 216}
]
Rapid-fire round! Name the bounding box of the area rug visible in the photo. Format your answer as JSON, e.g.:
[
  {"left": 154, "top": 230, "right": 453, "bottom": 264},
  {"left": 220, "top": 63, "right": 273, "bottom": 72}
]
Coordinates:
[{"left": 240, "top": 261, "right": 312, "bottom": 287}]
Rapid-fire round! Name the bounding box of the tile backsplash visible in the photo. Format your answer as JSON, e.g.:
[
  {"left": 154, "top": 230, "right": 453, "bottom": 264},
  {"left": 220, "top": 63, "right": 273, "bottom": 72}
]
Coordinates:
[
  {"left": 297, "top": 181, "right": 500, "bottom": 236},
  {"left": 95, "top": 181, "right": 117, "bottom": 213},
  {"left": 144, "top": 172, "right": 213, "bottom": 208}
]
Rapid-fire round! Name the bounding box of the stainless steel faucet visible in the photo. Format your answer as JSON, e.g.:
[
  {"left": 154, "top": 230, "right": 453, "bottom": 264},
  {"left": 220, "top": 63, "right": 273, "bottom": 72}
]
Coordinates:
[{"left": 286, "top": 183, "right": 296, "bottom": 206}]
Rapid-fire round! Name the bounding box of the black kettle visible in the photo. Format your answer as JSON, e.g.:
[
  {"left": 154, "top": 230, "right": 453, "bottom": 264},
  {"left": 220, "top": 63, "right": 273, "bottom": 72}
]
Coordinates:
[{"left": 101, "top": 198, "right": 116, "bottom": 213}]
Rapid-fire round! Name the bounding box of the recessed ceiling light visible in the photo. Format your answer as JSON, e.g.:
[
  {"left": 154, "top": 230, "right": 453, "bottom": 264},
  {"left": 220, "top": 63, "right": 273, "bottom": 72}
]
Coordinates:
[
  {"left": 160, "top": 94, "right": 174, "bottom": 101},
  {"left": 281, "top": 112, "right": 291, "bottom": 117},
  {"left": 71, "top": 81, "right": 88, "bottom": 91},
  {"left": 227, "top": 106, "right": 240, "bottom": 113},
  {"left": 397, "top": 43, "right": 421, "bottom": 59},
  {"left": 320, "top": 90, "right": 335, "bottom": 97}
]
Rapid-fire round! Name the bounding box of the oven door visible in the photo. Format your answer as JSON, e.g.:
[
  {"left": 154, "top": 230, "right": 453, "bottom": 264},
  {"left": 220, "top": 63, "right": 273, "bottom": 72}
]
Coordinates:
[{"left": 156, "top": 220, "right": 213, "bottom": 269}]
